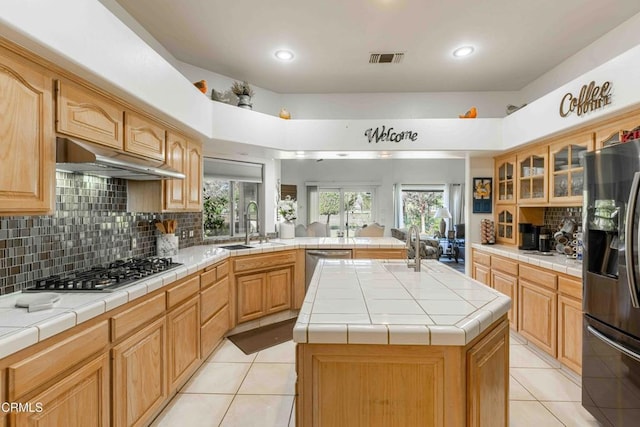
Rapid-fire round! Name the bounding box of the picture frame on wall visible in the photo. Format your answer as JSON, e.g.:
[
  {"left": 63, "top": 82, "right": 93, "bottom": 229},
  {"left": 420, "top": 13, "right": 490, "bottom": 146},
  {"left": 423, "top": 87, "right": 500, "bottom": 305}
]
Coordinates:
[{"left": 473, "top": 177, "right": 492, "bottom": 213}]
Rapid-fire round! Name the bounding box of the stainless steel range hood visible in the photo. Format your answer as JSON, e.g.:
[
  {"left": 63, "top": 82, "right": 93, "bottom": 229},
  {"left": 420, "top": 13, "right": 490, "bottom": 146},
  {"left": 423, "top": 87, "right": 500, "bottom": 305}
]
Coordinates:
[{"left": 55, "top": 137, "right": 185, "bottom": 180}]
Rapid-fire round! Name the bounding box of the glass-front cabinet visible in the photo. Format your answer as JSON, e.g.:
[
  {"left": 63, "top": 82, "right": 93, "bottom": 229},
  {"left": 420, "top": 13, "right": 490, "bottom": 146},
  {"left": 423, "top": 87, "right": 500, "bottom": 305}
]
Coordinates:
[
  {"left": 495, "top": 155, "right": 516, "bottom": 205},
  {"left": 496, "top": 206, "right": 516, "bottom": 245},
  {"left": 549, "top": 133, "right": 594, "bottom": 205},
  {"left": 517, "top": 148, "right": 548, "bottom": 204}
]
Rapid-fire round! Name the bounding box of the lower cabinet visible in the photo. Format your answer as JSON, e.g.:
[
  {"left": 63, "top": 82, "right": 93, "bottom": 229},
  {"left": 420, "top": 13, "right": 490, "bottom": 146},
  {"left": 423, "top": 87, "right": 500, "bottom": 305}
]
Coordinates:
[
  {"left": 473, "top": 263, "right": 491, "bottom": 286},
  {"left": 558, "top": 294, "right": 582, "bottom": 373},
  {"left": 518, "top": 279, "right": 557, "bottom": 356},
  {"left": 112, "top": 317, "right": 167, "bottom": 427},
  {"left": 167, "top": 296, "right": 200, "bottom": 393},
  {"left": 237, "top": 267, "right": 292, "bottom": 323},
  {"left": 201, "top": 305, "right": 230, "bottom": 358},
  {"left": 13, "top": 354, "right": 110, "bottom": 427},
  {"left": 491, "top": 271, "right": 518, "bottom": 330}
]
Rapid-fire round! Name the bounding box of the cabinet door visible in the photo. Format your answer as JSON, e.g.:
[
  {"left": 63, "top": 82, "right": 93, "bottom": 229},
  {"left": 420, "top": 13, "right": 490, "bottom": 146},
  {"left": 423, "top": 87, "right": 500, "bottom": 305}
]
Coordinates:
[
  {"left": 164, "top": 131, "right": 187, "bottom": 210},
  {"left": 56, "top": 80, "right": 124, "bottom": 149},
  {"left": 516, "top": 148, "right": 548, "bottom": 204},
  {"left": 473, "top": 263, "right": 491, "bottom": 286},
  {"left": 495, "top": 206, "right": 516, "bottom": 245},
  {"left": 491, "top": 271, "right": 518, "bottom": 330},
  {"left": 124, "top": 111, "right": 165, "bottom": 161},
  {"left": 112, "top": 318, "right": 167, "bottom": 427},
  {"left": 518, "top": 279, "right": 557, "bottom": 356},
  {"left": 494, "top": 155, "right": 516, "bottom": 204},
  {"left": 237, "top": 272, "right": 266, "bottom": 323},
  {"left": 467, "top": 319, "right": 509, "bottom": 427},
  {"left": 558, "top": 294, "right": 582, "bottom": 374},
  {"left": 201, "top": 304, "right": 230, "bottom": 358},
  {"left": 549, "top": 133, "right": 593, "bottom": 205},
  {"left": 167, "top": 296, "right": 200, "bottom": 393},
  {"left": 593, "top": 108, "right": 640, "bottom": 149},
  {"left": 0, "top": 47, "right": 54, "bottom": 214},
  {"left": 13, "top": 354, "right": 110, "bottom": 427},
  {"left": 186, "top": 141, "right": 202, "bottom": 210},
  {"left": 265, "top": 268, "right": 292, "bottom": 315}
]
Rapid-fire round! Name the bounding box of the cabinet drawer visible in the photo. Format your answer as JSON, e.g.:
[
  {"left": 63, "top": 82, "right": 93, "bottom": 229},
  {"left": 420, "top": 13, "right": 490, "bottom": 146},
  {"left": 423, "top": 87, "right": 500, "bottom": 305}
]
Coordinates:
[
  {"left": 166, "top": 276, "right": 200, "bottom": 309},
  {"left": 217, "top": 261, "right": 229, "bottom": 279},
  {"left": 8, "top": 321, "right": 109, "bottom": 399},
  {"left": 201, "top": 276, "right": 229, "bottom": 324},
  {"left": 201, "top": 305, "right": 229, "bottom": 358},
  {"left": 473, "top": 250, "right": 491, "bottom": 267},
  {"left": 200, "top": 268, "right": 217, "bottom": 290},
  {"left": 234, "top": 251, "right": 297, "bottom": 273},
  {"left": 558, "top": 276, "right": 582, "bottom": 300},
  {"left": 519, "top": 264, "right": 557, "bottom": 290},
  {"left": 491, "top": 255, "right": 518, "bottom": 276},
  {"left": 111, "top": 293, "right": 165, "bottom": 341}
]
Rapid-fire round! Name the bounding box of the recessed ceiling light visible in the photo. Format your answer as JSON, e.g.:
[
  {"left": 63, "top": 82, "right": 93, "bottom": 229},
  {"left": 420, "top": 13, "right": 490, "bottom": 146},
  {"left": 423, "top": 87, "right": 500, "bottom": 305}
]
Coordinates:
[
  {"left": 275, "top": 50, "right": 294, "bottom": 61},
  {"left": 452, "top": 46, "right": 474, "bottom": 58}
]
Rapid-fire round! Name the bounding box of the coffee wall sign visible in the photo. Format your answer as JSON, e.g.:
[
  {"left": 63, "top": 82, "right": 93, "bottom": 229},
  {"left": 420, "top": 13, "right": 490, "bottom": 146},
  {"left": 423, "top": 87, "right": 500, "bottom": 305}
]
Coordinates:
[
  {"left": 364, "top": 125, "right": 418, "bottom": 143},
  {"left": 559, "top": 80, "right": 612, "bottom": 118}
]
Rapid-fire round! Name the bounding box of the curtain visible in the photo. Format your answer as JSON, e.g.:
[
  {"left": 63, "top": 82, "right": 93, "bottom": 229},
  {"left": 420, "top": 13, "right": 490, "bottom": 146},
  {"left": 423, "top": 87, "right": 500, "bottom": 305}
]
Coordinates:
[
  {"left": 393, "top": 183, "right": 403, "bottom": 228},
  {"left": 448, "top": 183, "right": 464, "bottom": 226}
]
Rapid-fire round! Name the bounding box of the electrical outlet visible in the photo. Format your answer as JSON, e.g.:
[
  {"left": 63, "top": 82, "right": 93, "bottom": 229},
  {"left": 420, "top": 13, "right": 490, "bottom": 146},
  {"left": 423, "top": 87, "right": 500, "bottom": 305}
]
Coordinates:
[
  {"left": 131, "top": 237, "right": 137, "bottom": 249},
  {"left": 189, "top": 230, "right": 194, "bottom": 237},
  {"left": 181, "top": 230, "right": 187, "bottom": 239}
]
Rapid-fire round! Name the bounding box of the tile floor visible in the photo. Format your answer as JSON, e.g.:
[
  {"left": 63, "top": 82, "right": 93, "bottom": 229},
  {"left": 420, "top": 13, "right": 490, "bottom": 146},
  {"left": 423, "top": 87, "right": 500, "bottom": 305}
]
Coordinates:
[{"left": 151, "top": 331, "right": 602, "bottom": 427}]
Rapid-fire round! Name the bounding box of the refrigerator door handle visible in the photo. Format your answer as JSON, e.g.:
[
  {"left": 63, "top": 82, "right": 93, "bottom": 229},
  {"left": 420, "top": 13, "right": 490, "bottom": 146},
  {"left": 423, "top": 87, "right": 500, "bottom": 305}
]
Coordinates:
[
  {"left": 625, "top": 171, "right": 640, "bottom": 308},
  {"left": 587, "top": 325, "right": 640, "bottom": 363}
]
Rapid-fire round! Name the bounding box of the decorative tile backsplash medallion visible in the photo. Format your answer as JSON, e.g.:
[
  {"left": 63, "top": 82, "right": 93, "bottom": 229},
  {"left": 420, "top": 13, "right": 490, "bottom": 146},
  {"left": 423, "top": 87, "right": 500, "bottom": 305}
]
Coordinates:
[{"left": 0, "top": 172, "right": 203, "bottom": 295}]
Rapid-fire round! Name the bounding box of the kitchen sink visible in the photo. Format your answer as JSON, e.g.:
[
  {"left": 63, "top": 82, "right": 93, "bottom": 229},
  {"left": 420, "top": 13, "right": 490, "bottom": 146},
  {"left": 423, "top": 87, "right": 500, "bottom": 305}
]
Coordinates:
[{"left": 219, "top": 244, "right": 253, "bottom": 250}]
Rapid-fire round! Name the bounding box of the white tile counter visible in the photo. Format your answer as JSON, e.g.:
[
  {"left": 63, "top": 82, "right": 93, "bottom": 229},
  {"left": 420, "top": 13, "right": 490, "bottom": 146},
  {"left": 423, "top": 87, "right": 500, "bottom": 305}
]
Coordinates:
[
  {"left": 470, "top": 243, "right": 583, "bottom": 277},
  {"left": 293, "top": 259, "right": 511, "bottom": 346},
  {"left": 0, "top": 237, "right": 405, "bottom": 360}
]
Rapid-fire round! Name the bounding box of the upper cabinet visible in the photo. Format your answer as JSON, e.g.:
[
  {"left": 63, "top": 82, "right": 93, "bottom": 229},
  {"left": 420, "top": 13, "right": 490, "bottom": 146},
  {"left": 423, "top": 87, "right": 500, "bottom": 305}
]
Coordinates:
[
  {"left": 124, "top": 111, "right": 166, "bottom": 161},
  {"left": 186, "top": 141, "right": 202, "bottom": 210},
  {"left": 495, "top": 154, "right": 516, "bottom": 205},
  {"left": 593, "top": 108, "right": 640, "bottom": 149},
  {"left": 548, "top": 133, "right": 593, "bottom": 205},
  {"left": 56, "top": 80, "right": 123, "bottom": 149},
  {"left": 164, "top": 132, "right": 202, "bottom": 211},
  {"left": 516, "top": 147, "right": 548, "bottom": 205},
  {"left": 0, "top": 46, "right": 55, "bottom": 215}
]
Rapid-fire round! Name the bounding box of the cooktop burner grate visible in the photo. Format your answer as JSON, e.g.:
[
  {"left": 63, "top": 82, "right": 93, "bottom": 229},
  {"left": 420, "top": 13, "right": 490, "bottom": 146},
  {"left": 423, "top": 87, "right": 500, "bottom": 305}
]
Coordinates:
[{"left": 24, "top": 257, "right": 182, "bottom": 292}]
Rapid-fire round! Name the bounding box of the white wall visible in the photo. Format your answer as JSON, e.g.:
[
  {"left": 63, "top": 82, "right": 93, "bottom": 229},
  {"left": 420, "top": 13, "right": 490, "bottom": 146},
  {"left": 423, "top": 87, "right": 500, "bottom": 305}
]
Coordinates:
[
  {"left": 465, "top": 156, "right": 494, "bottom": 275},
  {"left": 281, "top": 159, "right": 465, "bottom": 235}
]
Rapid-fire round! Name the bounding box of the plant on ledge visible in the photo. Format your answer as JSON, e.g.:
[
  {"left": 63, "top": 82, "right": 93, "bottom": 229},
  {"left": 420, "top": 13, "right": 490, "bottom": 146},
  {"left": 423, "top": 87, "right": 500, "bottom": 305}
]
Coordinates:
[
  {"left": 231, "top": 81, "right": 255, "bottom": 97},
  {"left": 278, "top": 196, "right": 297, "bottom": 223}
]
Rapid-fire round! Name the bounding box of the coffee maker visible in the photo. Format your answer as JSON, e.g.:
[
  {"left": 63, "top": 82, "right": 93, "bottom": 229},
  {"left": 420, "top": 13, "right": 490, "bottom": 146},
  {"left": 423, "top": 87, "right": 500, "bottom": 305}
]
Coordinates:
[{"left": 518, "top": 223, "right": 541, "bottom": 250}]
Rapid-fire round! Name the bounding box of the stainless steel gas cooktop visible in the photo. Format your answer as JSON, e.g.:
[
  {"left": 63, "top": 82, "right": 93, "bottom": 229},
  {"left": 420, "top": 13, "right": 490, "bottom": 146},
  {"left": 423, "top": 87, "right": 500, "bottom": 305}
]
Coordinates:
[{"left": 24, "top": 257, "right": 181, "bottom": 292}]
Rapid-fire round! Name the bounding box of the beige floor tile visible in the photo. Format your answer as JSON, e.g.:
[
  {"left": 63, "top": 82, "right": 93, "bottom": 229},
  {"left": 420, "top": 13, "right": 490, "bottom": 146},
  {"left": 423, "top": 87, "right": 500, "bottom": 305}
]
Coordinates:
[
  {"left": 181, "top": 362, "right": 251, "bottom": 394},
  {"left": 238, "top": 363, "right": 297, "bottom": 395},
  {"left": 220, "top": 395, "right": 294, "bottom": 427},
  {"left": 510, "top": 375, "right": 536, "bottom": 401},
  {"left": 208, "top": 339, "right": 258, "bottom": 363},
  {"left": 510, "top": 367, "right": 582, "bottom": 401},
  {"left": 510, "top": 401, "right": 564, "bottom": 426},
  {"left": 510, "top": 344, "right": 553, "bottom": 368},
  {"left": 151, "top": 393, "right": 233, "bottom": 427},
  {"left": 254, "top": 340, "right": 296, "bottom": 363},
  {"left": 541, "top": 401, "right": 603, "bottom": 427}
]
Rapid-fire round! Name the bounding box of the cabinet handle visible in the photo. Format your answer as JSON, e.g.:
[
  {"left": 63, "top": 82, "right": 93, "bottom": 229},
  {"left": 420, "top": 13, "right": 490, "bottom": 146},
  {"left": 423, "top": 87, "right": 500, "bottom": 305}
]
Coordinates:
[{"left": 587, "top": 325, "right": 640, "bottom": 363}]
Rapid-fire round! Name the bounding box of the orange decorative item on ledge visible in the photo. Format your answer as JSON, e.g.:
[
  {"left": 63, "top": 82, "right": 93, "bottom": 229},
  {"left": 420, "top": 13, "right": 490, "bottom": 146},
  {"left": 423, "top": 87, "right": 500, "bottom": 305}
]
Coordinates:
[
  {"left": 279, "top": 107, "right": 291, "bottom": 119},
  {"left": 459, "top": 106, "right": 477, "bottom": 118},
  {"left": 193, "top": 80, "right": 207, "bottom": 94}
]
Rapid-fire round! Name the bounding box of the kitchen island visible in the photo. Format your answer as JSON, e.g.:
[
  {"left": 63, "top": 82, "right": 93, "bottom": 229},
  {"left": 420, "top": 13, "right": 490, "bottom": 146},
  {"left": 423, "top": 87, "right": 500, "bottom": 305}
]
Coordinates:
[{"left": 293, "top": 259, "right": 511, "bottom": 427}]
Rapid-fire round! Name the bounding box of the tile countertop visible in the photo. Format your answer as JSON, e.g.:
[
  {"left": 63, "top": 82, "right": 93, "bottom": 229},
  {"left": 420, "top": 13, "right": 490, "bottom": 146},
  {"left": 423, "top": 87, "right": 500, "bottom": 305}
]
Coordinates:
[
  {"left": 470, "top": 243, "right": 583, "bottom": 278},
  {"left": 0, "top": 237, "right": 405, "bottom": 360},
  {"left": 293, "top": 259, "right": 511, "bottom": 346}
]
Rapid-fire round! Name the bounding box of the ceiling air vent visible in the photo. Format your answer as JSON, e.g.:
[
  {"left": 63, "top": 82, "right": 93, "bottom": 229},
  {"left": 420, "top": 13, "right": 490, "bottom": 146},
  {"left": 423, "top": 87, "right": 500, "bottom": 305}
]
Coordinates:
[{"left": 369, "top": 52, "right": 404, "bottom": 64}]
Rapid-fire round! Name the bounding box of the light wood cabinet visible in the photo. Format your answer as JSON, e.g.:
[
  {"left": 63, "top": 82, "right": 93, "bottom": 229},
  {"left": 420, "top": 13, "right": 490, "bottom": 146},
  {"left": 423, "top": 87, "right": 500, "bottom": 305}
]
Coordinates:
[
  {"left": 124, "top": 111, "right": 166, "bottom": 161},
  {"left": 112, "top": 317, "right": 167, "bottom": 427},
  {"left": 13, "top": 354, "right": 110, "bottom": 427},
  {"left": 593, "top": 107, "right": 640, "bottom": 149},
  {"left": 56, "top": 79, "right": 124, "bottom": 149},
  {"left": 467, "top": 319, "right": 509, "bottom": 427},
  {"left": 201, "top": 305, "right": 230, "bottom": 358},
  {"left": 495, "top": 206, "right": 516, "bottom": 245},
  {"left": 495, "top": 155, "right": 516, "bottom": 204},
  {"left": 167, "top": 295, "right": 200, "bottom": 393},
  {"left": 491, "top": 271, "right": 518, "bottom": 330},
  {"left": 0, "top": 46, "right": 55, "bottom": 215},
  {"left": 548, "top": 132, "right": 594, "bottom": 205},
  {"left": 236, "top": 267, "right": 293, "bottom": 323},
  {"left": 517, "top": 147, "right": 548, "bottom": 204},
  {"left": 164, "top": 132, "right": 202, "bottom": 211},
  {"left": 473, "top": 263, "right": 491, "bottom": 286},
  {"left": 265, "top": 268, "right": 292, "bottom": 315},
  {"left": 558, "top": 276, "right": 583, "bottom": 373},
  {"left": 518, "top": 278, "right": 557, "bottom": 356}
]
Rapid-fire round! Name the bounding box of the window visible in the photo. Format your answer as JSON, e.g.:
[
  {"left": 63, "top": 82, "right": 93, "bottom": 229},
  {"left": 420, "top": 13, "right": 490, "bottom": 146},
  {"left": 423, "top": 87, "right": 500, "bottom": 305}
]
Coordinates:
[
  {"left": 400, "top": 186, "right": 444, "bottom": 235},
  {"left": 308, "top": 186, "right": 376, "bottom": 237},
  {"left": 203, "top": 158, "right": 262, "bottom": 239}
]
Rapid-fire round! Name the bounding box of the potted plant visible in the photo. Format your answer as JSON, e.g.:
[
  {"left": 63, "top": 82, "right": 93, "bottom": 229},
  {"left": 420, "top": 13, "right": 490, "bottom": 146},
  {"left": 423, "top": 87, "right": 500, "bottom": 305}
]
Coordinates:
[
  {"left": 231, "top": 81, "right": 255, "bottom": 109},
  {"left": 278, "top": 195, "right": 297, "bottom": 238}
]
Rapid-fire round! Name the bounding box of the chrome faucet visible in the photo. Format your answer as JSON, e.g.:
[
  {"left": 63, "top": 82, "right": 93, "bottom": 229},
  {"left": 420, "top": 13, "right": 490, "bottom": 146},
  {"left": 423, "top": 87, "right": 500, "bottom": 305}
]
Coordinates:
[
  {"left": 406, "top": 225, "right": 421, "bottom": 272},
  {"left": 245, "top": 201, "right": 259, "bottom": 245}
]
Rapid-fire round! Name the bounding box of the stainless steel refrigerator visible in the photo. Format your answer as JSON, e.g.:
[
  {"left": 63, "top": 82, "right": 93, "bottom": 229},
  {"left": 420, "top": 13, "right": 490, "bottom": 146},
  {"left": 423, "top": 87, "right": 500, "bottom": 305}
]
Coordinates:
[{"left": 583, "top": 140, "right": 640, "bottom": 425}]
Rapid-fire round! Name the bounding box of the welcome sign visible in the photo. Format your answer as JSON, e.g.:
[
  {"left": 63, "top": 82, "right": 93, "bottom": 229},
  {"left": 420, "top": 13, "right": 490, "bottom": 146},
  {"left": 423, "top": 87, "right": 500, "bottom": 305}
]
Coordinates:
[{"left": 364, "top": 126, "right": 418, "bottom": 143}]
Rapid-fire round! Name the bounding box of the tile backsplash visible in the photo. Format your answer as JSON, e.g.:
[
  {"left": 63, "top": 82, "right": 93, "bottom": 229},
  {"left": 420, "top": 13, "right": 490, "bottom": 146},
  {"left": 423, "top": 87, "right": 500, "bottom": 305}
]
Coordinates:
[
  {"left": 0, "top": 172, "right": 203, "bottom": 295},
  {"left": 544, "top": 207, "right": 583, "bottom": 232}
]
